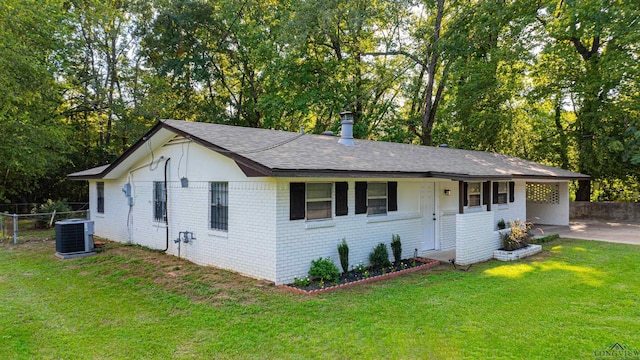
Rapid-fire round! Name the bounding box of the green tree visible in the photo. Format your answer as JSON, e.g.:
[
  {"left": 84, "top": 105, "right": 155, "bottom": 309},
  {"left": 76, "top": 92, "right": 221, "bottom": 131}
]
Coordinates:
[
  {"left": 0, "top": 0, "right": 71, "bottom": 203},
  {"left": 535, "top": 0, "right": 640, "bottom": 200}
]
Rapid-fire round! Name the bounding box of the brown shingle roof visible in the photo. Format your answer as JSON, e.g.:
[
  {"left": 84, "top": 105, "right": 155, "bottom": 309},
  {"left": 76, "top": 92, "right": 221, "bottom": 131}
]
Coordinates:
[{"left": 68, "top": 120, "right": 589, "bottom": 180}]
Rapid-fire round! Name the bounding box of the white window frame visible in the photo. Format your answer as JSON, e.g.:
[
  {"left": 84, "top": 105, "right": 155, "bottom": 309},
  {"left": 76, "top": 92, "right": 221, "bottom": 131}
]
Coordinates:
[
  {"left": 210, "top": 182, "right": 228, "bottom": 231},
  {"left": 96, "top": 182, "right": 105, "bottom": 214},
  {"left": 367, "top": 182, "right": 388, "bottom": 215},
  {"left": 496, "top": 181, "right": 508, "bottom": 205},
  {"left": 306, "top": 183, "right": 332, "bottom": 220},
  {"left": 153, "top": 181, "right": 166, "bottom": 222},
  {"left": 468, "top": 182, "right": 482, "bottom": 208}
]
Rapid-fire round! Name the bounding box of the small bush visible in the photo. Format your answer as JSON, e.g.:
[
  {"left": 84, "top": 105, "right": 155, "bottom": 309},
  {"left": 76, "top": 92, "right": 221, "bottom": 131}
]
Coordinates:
[
  {"left": 497, "top": 218, "right": 506, "bottom": 230},
  {"left": 501, "top": 219, "right": 532, "bottom": 251},
  {"left": 530, "top": 233, "right": 560, "bottom": 244},
  {"left": 369, "top": 242, "right": 391, "bottom": 269},
  {"left": 31, "top": 199, "right": 71, "bottom": 228},
  {"left": 308, "top": 257, "right": 340, "bottom": 282},
  {"left": 337, "top": 238, "right": 349, "bottom": 273},
  {"left": 352, "top": 262, "right": 367, "bottom": 274},
  {"left": 390, "top": 234, "right": 402, "bottom": 264},
  {"left": 293, "top": 276, "right": 311, "bottom": 287}
]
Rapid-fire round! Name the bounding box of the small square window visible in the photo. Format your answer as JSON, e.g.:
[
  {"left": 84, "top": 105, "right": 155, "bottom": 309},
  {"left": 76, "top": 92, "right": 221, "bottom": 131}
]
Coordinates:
[
  {"left": 497, "top": 182, "right": 508, "bottom": 204},
  {"left": 307, "top": 183, "right": 332, "bottom": 220},
  {"left": 367, "top": 182, "right": 388, "bottom": 215},
  {"left": 468, "top": 182, "right": 481, "bottom": 207}
]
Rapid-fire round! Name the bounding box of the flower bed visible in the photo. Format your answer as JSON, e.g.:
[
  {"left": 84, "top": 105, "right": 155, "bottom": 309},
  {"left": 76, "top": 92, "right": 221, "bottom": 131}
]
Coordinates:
[
  {"left": 493, "top": 244, "right": 542, "bottom": 261},
  {"left": 279, "top": 257, "right": 440, "bottom": 295}
]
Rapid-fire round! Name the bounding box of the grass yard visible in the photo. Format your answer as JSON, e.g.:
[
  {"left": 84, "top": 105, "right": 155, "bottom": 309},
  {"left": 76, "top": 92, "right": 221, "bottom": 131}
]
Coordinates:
[{"left": 0, "top": 237, "right": 638, "bottom": 359}]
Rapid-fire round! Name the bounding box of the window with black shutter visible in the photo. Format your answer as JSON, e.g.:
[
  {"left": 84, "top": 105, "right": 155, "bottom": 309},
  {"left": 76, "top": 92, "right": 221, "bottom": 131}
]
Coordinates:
[
  {"left": 335, "top": 182, "right": 348, "bottom": 216},
  {"left": 482, "top": 181, "right": 490, "bottom": 206},
  {"left": 509, "top": 181, "right": 515, "bottom": 202},
  {"left": 289, "top": 183, "right": 306, "bottom": 220},
  {"left": 355, "top": 182, "right": 367, "bottom": 214},
  {"left": 467, "top": 182, "right": 481, "bottom": 207},
  {"left": 388, "top": 182, "right": 398, "bottom": 212},
  {"left": 306, "top": 183, "right": 332, "bottom": 220},
  {"left": 463, "top": 182, "right": 468, "bottom": 206},
  {"left": 367, "top": 182, "right": 388, "bottom": 215}
]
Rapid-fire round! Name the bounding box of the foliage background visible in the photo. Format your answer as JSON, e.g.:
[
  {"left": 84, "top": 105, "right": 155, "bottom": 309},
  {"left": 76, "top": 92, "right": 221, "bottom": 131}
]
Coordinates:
[{"left": 1, "top": 0, "right": 638, "bottom": 204}]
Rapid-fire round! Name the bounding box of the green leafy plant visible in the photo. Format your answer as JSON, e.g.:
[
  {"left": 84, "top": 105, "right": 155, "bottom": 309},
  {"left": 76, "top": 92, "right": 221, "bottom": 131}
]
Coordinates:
[
  {"left": 352, "top": 262, "right": 367, "bottom": 274},
  {"left": 390, "top": 234, "right": 402, "bottom": 264},
  {"left": 31, "top": 199, "right": 71, "bottom": 228},
  {"left": 497, "top": 218, "right": 507, "bottom": 230},
  {"left": 337, "top": 238, "right": 349, "bottom": 273},
  {"left": 369, "top": 242, "right": 391, "bottom": 269},
  {"left": 502, "top": 219, "right": 533, "bottom": 251},
  {"left": 293, "top": 276, "right": 311, "bottom": 287},
  {"left": 308, "top": 257, "right": 340, "bottom": 282}
]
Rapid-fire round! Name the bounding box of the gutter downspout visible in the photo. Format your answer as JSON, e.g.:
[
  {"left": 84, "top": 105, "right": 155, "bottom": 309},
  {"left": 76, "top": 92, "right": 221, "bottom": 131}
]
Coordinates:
[{"left": 161, "top": 158, "right": 171, "bottom": 252}]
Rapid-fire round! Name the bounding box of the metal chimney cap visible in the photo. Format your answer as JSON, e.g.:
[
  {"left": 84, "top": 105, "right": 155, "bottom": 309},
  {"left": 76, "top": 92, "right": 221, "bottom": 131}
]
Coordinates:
[{"left": 339, "top": 111, "right": 354, "bottom": 123}]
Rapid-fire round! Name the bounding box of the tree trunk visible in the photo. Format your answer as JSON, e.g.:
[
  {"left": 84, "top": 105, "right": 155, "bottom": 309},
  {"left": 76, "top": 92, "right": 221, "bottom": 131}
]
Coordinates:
[{"left": 575, "top": 180, "right": 591, "bottom": 201}]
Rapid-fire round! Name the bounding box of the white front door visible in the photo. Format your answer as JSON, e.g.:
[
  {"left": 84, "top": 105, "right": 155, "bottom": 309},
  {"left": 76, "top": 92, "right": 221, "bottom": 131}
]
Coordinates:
[{"left": 421, "top": 182, "right": 436, "bottom": 251}]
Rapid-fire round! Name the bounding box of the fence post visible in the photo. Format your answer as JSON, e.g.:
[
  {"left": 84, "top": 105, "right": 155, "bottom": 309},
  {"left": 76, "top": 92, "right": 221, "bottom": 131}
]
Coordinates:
[
  {"left": 0, "top": 215, "right": 3, "bottom": 239},
  {"left": 13, "top": 214, "right": 18, "bottom": 244}
]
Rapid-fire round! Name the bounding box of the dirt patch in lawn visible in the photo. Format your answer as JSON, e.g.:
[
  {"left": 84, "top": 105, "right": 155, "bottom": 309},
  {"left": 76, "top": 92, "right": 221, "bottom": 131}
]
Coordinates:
[
  {"left": 91, "top": 241, "right": 286, "bottom": 306},
  {"left": 4, "top": 238, "right": 285, "bottom": 306}
]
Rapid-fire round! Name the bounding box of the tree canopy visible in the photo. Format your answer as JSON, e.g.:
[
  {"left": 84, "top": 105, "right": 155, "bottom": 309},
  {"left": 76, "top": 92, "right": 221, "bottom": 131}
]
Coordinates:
[{"left": 1, "top": 0, "right": 638, "bottom": 204}]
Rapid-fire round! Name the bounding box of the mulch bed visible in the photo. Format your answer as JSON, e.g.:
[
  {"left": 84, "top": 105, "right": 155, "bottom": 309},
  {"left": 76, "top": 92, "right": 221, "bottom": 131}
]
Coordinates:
[{"left": 279, "top": 257, "right": 440, "bottom": 295}]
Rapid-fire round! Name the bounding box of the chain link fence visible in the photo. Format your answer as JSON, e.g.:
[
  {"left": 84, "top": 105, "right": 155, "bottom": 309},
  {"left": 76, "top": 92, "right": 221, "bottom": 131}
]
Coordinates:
[{"left": 0, "top": 210, "right": 89, "bottom": 244}]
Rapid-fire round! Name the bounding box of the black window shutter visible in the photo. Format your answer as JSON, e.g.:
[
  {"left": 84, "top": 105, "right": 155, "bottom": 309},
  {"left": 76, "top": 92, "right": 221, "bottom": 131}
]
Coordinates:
[
  {"left": 290, "top": 183, "right": 306, "bottom": 220},
  {"left": 492, "top": 182, "right": 499, "bottom": 204},
  {"left": 509, "top": 181, "right": 515, "bottom": 202},
  {"left": 482, "top": 181, "right": 490, "bottom": 205},
  {"left": 355, "top": 182, "right": 367, "bottom": 214},
  {"left": 463, "top": 182, "right": 468, "bottom": 206},
  {"left": 388, "top": 182, "right": 398, "bottom": 212},
  {"left": 335, "top": 182, "right": 348, "bottom": 216}
]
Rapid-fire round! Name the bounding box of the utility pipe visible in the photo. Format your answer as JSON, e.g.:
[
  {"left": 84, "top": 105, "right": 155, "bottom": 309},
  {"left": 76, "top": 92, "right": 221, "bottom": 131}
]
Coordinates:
[{"left": 161, "top": 158, "right": 171, "bottom": 252}]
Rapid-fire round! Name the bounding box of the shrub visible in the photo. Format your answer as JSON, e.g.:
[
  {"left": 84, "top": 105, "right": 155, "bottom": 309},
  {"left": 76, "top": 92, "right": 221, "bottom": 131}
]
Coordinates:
[
  {"left": 369, "top": 242, "right": 391, "bottom": 269},
  {"left": 390, "top": 234, "right": 402, "bottom": 264},
  {"left": 31, "top": 199, "right": 71, "bottom": 228},
  {"left": 501, "top": 219, "right": 533, "bottom": 251},
  {"left": 308, "top": 257, "right": 340, "bottom": 282},
  {"left": 337, "top": 238, "right": 349, "bottom": 273},
  {"left": 497, "top": 218, "right": 506, "bottom": 230},
  {"left": 293, "top": 276, "right": 311, "bottom": 287}
]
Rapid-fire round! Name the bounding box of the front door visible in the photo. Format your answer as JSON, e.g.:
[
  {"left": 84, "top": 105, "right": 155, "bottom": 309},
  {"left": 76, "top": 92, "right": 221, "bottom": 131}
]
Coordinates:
[{"left": 421, "top": 183, "right": 436, "bottom": 251}]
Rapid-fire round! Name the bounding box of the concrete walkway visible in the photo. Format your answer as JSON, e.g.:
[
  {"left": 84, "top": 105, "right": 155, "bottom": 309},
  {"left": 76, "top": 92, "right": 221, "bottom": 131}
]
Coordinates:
[{"left": 535, "top": 219, "right": 640, "bottom": 246}]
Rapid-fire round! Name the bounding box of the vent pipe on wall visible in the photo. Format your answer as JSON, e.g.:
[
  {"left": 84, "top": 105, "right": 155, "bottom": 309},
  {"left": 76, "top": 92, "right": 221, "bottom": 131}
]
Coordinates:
[{"left": 338, "top": 111, "right": 355, "bottom": 146}]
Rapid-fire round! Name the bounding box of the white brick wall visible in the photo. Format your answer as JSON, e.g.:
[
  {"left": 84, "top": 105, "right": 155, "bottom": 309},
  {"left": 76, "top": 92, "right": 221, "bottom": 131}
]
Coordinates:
[
  {"left": 492, "top": 180, "right": 527, "bottom": 229},
  {"left": 89, "top": 139, "right": 547, "bottom": 285},
  {"left": 526, "top": 181, "right": 569, "bottom": 225},
  {"left": 455, "top": 211, "right": 499, "bottom": 264},
  {"left": 274, "top": 178, "right": 430, "bottom": 284},
  {"left": 454, "top": 181, "right": 528, "bottom": 264},
  {"left": 90, "top": 142, "right": 278, "bottom": 282}
]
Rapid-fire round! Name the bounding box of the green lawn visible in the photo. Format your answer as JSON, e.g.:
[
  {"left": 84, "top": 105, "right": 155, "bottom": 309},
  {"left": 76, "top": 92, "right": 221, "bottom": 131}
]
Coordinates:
[{"left": 1, "top": 238, "right": 638, "bottom": 359}]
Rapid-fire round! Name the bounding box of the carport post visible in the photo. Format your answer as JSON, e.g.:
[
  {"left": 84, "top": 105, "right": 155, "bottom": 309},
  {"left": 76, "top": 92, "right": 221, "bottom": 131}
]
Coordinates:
[{"left": 13, "top": 214, "right": 18, "bottom": 244}]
